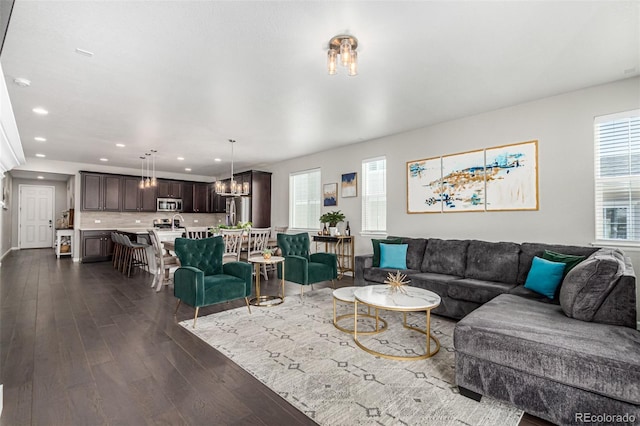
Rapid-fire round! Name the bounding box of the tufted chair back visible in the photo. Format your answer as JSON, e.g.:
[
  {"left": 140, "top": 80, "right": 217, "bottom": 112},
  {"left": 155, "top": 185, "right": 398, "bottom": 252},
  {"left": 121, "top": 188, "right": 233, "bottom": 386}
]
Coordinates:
[
  {"left": 174, "top": 236, "right": 224, "bottom": 276},
  {"left": 277, "top": 232, "right": 310, "bottom": 260}
]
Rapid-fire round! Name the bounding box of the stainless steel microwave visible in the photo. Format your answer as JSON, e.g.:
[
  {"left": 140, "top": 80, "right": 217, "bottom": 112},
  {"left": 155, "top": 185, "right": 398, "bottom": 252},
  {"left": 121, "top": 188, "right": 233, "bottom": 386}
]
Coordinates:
[{"left": 157, "top": 198, "right": 183, "bottom": 212}]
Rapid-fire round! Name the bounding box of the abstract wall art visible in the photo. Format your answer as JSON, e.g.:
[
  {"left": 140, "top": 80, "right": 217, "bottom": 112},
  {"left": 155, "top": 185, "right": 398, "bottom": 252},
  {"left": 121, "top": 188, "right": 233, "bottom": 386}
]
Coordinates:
[
  {"left": 323, "top": 183, "right": 338, "bottom": 206},
  {"left": 441, "top": 150, "right": 485, "bottom": 212},
  {"left": 406, "top": 140, "right": 539, "bottom": 213},
  {"left": 485, "top": 140, "right": 538, "bottom": 211},
  {"left": 341, "top": 172, "right": 357, "bottom": 198},
  {"left": 407, "top": 157, "right": 442, "bottom": 213}
]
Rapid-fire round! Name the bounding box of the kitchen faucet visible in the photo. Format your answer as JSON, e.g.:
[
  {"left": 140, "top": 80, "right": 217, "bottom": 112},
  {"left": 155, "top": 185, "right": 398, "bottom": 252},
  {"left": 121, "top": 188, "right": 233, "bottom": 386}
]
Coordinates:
[{"left": 171, "top": 214, "right": 185, "bottom": 230}]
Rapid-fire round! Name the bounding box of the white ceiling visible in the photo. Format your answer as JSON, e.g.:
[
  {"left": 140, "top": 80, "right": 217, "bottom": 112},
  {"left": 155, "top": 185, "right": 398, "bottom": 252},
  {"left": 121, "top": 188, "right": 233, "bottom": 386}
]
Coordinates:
[{"left": 2, "top": 1, "right": 639, "bottom": 179}]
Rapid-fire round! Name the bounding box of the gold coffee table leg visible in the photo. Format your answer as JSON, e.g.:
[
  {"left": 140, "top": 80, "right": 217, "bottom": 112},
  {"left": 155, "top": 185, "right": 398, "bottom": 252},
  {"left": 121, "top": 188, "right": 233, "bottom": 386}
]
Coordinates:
[
  {"left": 334, "top": 297, "right": 386, "bottom": 335},
  {"left": 354, "top": 304, "right": 440, "bottom": 361}
]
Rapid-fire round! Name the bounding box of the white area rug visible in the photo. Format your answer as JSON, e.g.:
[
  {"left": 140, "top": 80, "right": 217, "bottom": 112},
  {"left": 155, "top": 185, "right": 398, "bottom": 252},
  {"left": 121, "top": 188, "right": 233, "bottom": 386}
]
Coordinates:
[{"left": 180, "top": 288, "right": 523, "bottom": 425}]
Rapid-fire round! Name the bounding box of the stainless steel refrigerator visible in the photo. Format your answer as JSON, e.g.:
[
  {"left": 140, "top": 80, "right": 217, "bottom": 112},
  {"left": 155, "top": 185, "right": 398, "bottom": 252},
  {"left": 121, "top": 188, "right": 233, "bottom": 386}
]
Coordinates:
[{"left": 225, "top": 197, "right": 251, "bottom": 226}]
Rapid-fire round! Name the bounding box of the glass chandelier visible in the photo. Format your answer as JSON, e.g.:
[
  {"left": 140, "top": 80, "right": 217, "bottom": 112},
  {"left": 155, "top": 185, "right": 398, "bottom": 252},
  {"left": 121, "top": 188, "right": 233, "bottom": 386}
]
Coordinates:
[
  {"left": 214, "top": 139, "right": 250, "bottom": 197},
  {"left": 327, "top": 34, "right": 358, "bottom": 76}
]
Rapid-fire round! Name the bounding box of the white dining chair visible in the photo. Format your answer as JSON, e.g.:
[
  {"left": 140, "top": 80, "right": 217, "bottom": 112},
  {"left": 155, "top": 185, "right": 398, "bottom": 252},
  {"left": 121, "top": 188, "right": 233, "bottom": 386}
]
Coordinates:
[
  {"left": 246, "top": 227, "right": 271, "bottom": 280},
  {"left": 148, "top": 229, "right": 180, "bottom": 291},
  {"left": 185, "top": 226, "right": 209, "bottom": 239},
  {"left": 220, "top": 228, "right": 244, "bottom": 264}
]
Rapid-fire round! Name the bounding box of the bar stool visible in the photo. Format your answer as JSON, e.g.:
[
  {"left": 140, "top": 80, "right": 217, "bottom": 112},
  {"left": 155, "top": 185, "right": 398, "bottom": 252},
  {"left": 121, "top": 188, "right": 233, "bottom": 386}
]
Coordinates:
[
  {"left": 112, "top": 232, "right": 123, "bottom": 270},
  {"left": 121, "top": 234, "right": 150, "bottom": 277}
]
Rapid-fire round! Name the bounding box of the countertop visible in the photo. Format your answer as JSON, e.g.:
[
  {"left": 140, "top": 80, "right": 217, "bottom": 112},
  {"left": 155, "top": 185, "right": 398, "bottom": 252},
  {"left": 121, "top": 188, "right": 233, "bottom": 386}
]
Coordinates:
[{"left": 79, "top": 227, "right": 186, "bottom": 232}]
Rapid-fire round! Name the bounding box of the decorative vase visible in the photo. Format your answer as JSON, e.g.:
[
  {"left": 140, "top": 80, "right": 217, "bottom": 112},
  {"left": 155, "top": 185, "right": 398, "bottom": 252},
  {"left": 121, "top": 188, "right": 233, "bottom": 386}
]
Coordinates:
[
  {"left": 263, "top": 252, "right": 272, "bottom": 259},
  {"left": 329, "top": 226, "right": 338, "bottom": 236}
]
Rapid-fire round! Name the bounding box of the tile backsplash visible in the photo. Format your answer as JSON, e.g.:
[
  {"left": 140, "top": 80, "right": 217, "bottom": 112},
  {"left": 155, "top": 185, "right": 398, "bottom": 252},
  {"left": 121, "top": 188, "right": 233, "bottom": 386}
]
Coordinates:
[{"left": 80, "top": 211, "right": 226, "bottom": 229}]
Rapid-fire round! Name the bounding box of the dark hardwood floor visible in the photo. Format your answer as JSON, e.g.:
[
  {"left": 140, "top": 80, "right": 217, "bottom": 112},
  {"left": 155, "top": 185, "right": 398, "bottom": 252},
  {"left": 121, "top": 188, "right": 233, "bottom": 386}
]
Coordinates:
[{"left": 0, "top": 249, "right": 552, "bottom": 425}]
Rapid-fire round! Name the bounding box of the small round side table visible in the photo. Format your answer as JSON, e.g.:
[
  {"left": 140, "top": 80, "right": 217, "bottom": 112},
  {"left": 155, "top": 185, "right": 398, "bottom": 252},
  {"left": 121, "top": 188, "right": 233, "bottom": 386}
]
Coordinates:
[{"left": 248, "top": 255, "right": 285, "bottom": 307}]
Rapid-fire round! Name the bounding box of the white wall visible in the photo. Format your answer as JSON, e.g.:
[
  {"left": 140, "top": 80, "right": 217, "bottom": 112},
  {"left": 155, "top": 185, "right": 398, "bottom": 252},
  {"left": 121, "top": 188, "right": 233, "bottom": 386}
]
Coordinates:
[
  {"left": 266, "top": 77, "right": 640, "bottom": 256},
  {"left": 0, "top": 173, "right": 13, "bottom": 260}
]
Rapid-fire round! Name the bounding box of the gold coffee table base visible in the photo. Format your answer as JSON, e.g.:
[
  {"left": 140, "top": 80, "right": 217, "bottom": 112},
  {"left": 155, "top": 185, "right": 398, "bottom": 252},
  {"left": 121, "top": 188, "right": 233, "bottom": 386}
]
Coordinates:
[
  {"left": 354, "top": 306, "right": 440, "bottom": 361},
  {"left": 333, "top": 288, "right": 388, "bottom": 335},
  {"left": 250, "top": 295, "right": 284, "bottom": 307},
  {"left": 334, "top": 311, "right": 388, "bottom": 335}
]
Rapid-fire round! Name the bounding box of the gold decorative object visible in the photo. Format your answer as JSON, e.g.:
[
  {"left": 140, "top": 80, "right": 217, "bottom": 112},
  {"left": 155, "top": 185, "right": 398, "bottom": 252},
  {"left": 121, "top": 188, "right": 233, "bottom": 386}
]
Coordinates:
[{"left": 384, "top": 271, "right": 410, "bottom": 294}]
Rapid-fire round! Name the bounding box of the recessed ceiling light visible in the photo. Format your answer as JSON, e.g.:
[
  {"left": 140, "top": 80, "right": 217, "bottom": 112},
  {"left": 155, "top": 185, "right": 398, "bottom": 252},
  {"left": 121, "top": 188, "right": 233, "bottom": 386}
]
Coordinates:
[
  {"left": 37, "top": 176, "right": 44, "bottom": 180},
  {"left": 214, "top": 158, "right": 221, "bottom": 162},
  {"left": 13, "top": 77, "right": 31, "bottom": 87},
  {"left": 177, "top": 157, "right": 184, "bottom": 161},
  {"left": 100, "top": 158, "right": 108, "bottom": 162},
  {"left": 115, "top": 143, "right": 125, "bottom": 148},
  {"left": 32, "top": 107, "right": 48, "bottom": 115},
  {"left": 185, "top": 168, "right": 192, "bottom": 172},
  {"left": 75, "top": 48, "right": 94, "bottom": 57},
  {"left": 34, "top": 136, "right": 47, "bottom": 142},
  {"left": 35, "top": 153, "right": 46, "bottom": 158}
]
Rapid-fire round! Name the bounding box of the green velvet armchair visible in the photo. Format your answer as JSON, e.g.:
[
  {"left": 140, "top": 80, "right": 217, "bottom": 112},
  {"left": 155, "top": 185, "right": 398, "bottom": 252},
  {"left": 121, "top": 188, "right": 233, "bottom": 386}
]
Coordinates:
[
  {"left": 173, "top": 236, "right": 253, "bottom": 327},
  {"left": 277, "top": 232, "right": 337, "bottom": 295}
]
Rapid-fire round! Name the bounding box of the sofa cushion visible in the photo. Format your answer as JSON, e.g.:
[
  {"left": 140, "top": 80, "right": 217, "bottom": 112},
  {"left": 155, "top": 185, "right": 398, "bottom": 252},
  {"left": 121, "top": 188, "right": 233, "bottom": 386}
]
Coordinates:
[
  {"left": 363, "top": 267, "right": 420, "bottom": 284},
  {"left": 559, "top": 248, "right": 624, "bottom": 323},
  {"left": 421, "top": 238, "right": 469, "bottom": 276},
  {"left": 508, "top": 285, "right": 557, "bottom": 304},
  {"left": 396, "top": 237, "right": 428, "bottom": 271},
  {"left": 448, "top": 278, "right": 516, "bottom": 304},
  {"left": 455, "top": 294, "right": 640, "bottom": 405},
  {"left": 410, "top": 272, "right": 461, "bottom": 296},
  {"left": 541, "top": 250, "right": 586, "bottom": 278},
  {"left": 379, "top": 243, "right": 408, "bottom": 269},
  {"left": 464, "top": 240, "right": 520, "bottom": 284},
  {"left": 371, "top": 238, "right": 402, "bottom": 267},
  {"left": 517, "top": 243, "right": 598, "bottom": 285},
  {"left": 524, "top": 256, "right": 566, "bottom": 299}
]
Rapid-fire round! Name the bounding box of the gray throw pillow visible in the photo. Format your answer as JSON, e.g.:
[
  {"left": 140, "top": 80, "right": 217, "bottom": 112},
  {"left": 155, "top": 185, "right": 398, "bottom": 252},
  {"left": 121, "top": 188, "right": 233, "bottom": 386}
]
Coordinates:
[{"left": 559, "top": 249, "right": 624, "bottom": 322}]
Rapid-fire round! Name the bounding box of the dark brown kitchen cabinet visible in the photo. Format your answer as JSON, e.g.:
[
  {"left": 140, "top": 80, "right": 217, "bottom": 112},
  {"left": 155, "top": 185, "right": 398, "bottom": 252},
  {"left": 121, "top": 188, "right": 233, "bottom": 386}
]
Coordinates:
[
  {"left": 157, "top": 180, "right": 182, "bottom": 198},
  {"left": 182, "top": 182, "right": 194, "bottom": 212},
  {"left": 81, "top": 172, "right": 122, "bottom": 211},
  {"left": 193, "top": 183, "right": 209, "bottom": 212},
  {"left": 246, "top": 171, "right": 272, "bottom": 228},
  {"left": 122, "top": 177, "right": 157, "bottom": 212},
  {"left": 182, "top": 183, "right": 210, "bottom": 213},
  {"left": 81, "top": 230, "right": 115, "bottom": 262}
]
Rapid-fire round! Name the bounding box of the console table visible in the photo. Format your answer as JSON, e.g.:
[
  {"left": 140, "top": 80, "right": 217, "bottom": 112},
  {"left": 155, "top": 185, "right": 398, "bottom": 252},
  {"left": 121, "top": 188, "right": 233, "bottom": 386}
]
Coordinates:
[{"left": 312, "top": 235, "right": 354, "bottom": 279}]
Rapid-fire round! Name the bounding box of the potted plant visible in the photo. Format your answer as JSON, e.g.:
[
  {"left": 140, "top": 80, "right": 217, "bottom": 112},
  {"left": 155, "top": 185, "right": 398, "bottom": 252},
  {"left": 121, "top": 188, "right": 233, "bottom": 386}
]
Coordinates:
[
  {"left": 320, "top": 210, "right": 346, "bottom": 236},
  {"left": 262, "top": 248, "right": 273, "bottom": 259}
]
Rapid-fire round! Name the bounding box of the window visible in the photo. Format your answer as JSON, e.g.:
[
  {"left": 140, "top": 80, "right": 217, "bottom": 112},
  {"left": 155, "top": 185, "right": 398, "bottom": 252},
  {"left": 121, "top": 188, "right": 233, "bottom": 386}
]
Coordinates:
[
  {"left": 362, "top": 157, "right": 387, "bottom": 233},
  {"left": 595, "top": 110, "right": 640, "bottom": 241},
  {"left": 289, "top": 168, "right": 321, "bottom": 230}
]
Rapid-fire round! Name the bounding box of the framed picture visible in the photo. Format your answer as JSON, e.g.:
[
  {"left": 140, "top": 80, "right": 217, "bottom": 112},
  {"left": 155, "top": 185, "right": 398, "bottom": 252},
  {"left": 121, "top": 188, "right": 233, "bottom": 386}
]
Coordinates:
[
  {"left": 407, "top": 157, "right": 442, "bottom": 213},
  {"left": 485, "top": 140, "right": 538, "bottom": 211},
  {"left": 323, "top": 183, "right": 338, "bottom": 206},
  {"left": 441, "top": 149, "right": 486, "bottom": 212},
  {"left": 341, "top": 172, "right": 357, "bottom": 198}
]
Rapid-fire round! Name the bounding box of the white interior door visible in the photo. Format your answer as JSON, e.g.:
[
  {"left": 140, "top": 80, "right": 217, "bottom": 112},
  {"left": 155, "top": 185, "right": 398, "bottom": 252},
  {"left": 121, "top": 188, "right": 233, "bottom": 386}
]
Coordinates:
[{"left": 19, "top": 185, "right": 55, "bottom": 249}]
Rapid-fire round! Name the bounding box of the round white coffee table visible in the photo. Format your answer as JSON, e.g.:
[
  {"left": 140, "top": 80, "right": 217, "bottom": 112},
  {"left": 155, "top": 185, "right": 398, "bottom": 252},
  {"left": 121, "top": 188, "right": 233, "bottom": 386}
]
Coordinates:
[
  {"left": 332, "top": 286, "right": 387, "bottom": 334},
  {"left": 353, "top": 285, "right": 441, "bottom": 361},
  {"left": 248, "top": 256, "right": 285, "bottom": 307}
]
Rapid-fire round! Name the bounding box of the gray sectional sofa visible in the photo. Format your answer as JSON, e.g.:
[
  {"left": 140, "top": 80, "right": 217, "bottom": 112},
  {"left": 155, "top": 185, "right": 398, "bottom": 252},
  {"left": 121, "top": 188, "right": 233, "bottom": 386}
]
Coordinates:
[{"left": 355, "top": 237, "right": 640, "bottom": 425}]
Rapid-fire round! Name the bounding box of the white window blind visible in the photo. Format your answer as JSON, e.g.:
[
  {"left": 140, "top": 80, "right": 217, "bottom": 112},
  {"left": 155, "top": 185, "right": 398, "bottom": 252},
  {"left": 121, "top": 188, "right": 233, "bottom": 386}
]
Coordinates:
[
  {"left": 595, "top": 110, "right": 640, "bottom": 241},
  {"left": 362, "top": 157, "right": 387, "bottom": 233},
  {"left": 289, "top": 168, "right": 321, "bottom": 230}
]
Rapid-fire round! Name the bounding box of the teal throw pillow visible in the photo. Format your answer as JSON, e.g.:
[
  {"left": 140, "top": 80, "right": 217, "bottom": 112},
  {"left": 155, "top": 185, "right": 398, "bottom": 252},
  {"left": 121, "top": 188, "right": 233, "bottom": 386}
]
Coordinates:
[
  {"left": 542, "top": 250, "right": 586, "bottom": 278},
  {"left": 379, "top": 243, "right": 408, "bottom": 269},
  {"left": 524, "top": 256, "right": 566, "bottom": 299},
  {"left": 372, "top": 238, "right": 402, "bottom": 267}
]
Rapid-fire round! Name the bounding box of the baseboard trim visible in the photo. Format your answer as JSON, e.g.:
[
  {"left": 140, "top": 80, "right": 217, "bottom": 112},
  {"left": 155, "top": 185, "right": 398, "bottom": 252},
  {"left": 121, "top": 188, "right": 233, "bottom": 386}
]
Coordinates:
[{"left": 0, "top": 247, "right": 17, "bottom": 262}]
